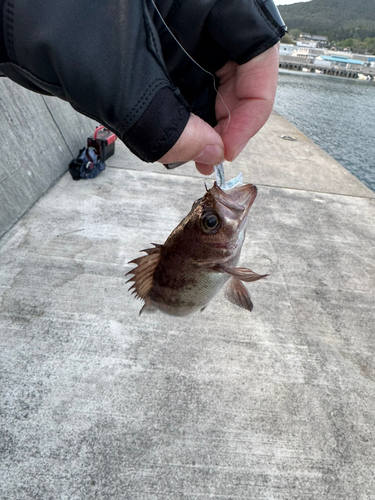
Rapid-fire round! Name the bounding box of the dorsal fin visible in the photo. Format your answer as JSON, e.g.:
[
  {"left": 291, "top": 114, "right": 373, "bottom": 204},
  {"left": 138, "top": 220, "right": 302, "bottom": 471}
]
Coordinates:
[{"left": 125, "top": 244, "right": 162, "bottom": 300}]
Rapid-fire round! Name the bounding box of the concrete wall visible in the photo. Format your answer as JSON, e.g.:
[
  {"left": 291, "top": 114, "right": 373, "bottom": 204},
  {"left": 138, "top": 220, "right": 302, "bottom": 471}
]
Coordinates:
[{"left": 0, "top": 78, "right": 97, "bottom": 238}]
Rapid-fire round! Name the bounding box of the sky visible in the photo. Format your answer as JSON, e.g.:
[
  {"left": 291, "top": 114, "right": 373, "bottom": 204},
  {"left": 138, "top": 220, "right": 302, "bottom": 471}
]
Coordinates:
[{"left": 276, "top": 0, "right": 311, "bottom": 5}]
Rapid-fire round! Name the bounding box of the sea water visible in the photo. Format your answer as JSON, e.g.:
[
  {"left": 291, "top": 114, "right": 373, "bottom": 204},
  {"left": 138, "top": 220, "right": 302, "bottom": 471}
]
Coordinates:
[{"left": 274, "top": 69, "right": 375, "bottom": 192}]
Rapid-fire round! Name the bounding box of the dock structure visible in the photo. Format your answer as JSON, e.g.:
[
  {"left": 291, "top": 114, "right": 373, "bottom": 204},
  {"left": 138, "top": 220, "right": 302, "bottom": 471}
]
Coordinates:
[
  {"left": 279, "top": 55, "right": 375, "bottom": 79},
  {"left": 1, "top": 78, "right": 375, "bottom": 499}
]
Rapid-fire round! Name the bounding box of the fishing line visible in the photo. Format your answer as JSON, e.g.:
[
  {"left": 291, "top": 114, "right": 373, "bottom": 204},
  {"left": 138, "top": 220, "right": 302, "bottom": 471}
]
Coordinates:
[
  {"left": 149, "top": 0, "right": 231, "bottom": 127},
  {"left": 150, "top": 0, "right": 243, "bottom": 188}
]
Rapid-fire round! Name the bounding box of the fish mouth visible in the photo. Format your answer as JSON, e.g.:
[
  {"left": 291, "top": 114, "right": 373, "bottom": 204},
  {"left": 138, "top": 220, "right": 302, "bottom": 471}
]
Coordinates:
[{"left": 211, "top": 182, "right": 257, "bottom": 216}]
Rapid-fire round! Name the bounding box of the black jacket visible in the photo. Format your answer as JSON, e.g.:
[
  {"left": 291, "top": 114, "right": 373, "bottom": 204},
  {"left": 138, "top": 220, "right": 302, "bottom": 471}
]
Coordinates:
[{"left": 0, "top": 0, "right": 286, "bottom": 162}]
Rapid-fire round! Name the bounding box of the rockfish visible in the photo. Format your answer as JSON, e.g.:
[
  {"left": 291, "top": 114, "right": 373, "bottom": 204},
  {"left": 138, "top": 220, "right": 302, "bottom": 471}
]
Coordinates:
[{"left": 126, "top": 182, "right": 267, "bottom": 316}]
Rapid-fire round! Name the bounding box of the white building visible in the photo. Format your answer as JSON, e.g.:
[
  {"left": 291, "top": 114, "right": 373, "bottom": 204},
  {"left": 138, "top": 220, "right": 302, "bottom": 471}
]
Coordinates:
[
  {"left": 292, "top": 47, "right": 324, "bottom": 60},
  {"left": 296, "top": 41, "right": 318, "bottom": 49},
  {"left": 279, "top": 43, "right": 295, "bottom": 56}
]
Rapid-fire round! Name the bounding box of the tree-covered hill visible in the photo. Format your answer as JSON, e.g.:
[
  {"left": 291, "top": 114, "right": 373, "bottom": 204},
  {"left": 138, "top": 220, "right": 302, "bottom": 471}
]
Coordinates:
[{"left": 278, "top": 0, "right": 375, "bottom": 41}]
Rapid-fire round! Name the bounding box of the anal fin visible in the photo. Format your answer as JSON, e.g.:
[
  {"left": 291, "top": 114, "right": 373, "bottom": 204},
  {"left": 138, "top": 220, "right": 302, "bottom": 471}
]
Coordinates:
[{"left": 225, "top": 278, "right": 254, "bottom": 312}]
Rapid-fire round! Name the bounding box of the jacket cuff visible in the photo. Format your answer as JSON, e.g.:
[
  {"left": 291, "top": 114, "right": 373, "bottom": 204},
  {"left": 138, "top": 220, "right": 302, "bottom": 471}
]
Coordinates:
[{"left": 123, "top": 86, "right": 190, "bottom": 163}]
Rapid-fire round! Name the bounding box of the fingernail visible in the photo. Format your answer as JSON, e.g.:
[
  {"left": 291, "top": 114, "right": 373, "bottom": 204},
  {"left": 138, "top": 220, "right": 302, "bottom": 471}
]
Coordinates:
[{"left": 194, "top": 145, "right": 223, "bottom": 165}]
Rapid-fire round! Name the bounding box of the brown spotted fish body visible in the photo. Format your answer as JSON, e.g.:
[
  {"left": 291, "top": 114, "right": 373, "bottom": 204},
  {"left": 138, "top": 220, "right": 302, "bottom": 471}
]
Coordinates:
[{"left": 126, "top": 182, "right": 267, "bottom": 316}]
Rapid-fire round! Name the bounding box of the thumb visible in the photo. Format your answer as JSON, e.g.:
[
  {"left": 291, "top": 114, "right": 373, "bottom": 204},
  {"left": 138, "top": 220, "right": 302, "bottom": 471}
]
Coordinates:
[{"left": 158, "top": 114, "right": 224, "bottom": 175}]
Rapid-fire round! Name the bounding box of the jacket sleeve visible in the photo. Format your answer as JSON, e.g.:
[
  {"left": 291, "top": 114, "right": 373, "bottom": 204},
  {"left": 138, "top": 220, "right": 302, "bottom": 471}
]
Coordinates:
[{"left": 0, "top": 0, "right": 286, "bottom": 163}]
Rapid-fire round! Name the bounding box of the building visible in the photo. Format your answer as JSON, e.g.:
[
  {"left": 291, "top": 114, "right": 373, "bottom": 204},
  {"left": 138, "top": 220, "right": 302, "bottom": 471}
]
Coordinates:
[
  {"left": 296, "top": 40, "right": 318, "bottom": 49},
  {"left": 311, "top": 35, "right": 328, "bottom": 47},
  {"left": 314, "top": 55, "right": 364, "bottom": 71},
  {"left": 292, "top": 47, "right": 324, "bottom": 60},
  {"left": 279, "top": 43, "right": 295, "bottom": 57}
]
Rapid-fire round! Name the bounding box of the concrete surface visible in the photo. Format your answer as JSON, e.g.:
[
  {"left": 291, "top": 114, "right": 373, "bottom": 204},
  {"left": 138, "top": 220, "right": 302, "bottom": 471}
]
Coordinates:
[
  {"left": 1, "top": 104, "right": 375, "bottom": 499},
  {"left": 0, "top": 78, "right": 97, "bottom": 239},
  {"left": 109, "top": 111, "right": 375, "bottom": 199}
]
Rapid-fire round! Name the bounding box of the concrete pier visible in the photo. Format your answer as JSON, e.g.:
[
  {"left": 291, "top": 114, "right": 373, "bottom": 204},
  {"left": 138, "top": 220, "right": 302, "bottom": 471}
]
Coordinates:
[{"left": 1, "top": 81, "right": 375, "bottom": 499}]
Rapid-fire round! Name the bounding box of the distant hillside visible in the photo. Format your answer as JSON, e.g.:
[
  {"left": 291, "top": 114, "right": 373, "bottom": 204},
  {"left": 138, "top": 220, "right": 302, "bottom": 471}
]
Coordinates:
[{"left": 278, "top": 0, "right": 375, "bottom": 41}]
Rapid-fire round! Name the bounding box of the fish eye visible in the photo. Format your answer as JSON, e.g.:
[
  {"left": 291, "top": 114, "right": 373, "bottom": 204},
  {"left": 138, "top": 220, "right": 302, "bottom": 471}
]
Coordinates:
[{"left": 200, "top": 212, "right": 220, "bottom": 233}]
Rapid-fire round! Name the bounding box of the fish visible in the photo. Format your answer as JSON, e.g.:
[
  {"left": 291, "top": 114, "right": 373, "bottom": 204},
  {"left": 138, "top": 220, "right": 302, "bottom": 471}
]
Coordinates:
[{"left": 126, "top": 182, "right": 267, "bottom": 316}]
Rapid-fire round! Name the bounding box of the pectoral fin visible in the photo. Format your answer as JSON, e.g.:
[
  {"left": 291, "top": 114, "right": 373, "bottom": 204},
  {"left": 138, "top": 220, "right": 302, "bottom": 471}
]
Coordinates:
[
  {"left": 225, "top": 278, "right": 254, "bottom": 312},
  {"left": 215, "top": 264, "right": 268, "bottom": 282},
  {"left": 126, "top": 244, "right": 162, "bottom": 301}
]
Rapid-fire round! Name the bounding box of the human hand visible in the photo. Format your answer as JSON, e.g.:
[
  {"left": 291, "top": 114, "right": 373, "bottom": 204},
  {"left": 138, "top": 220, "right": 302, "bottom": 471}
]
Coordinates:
[{"left": 159, "top": 44, "right": 279, "bottom": 175}]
